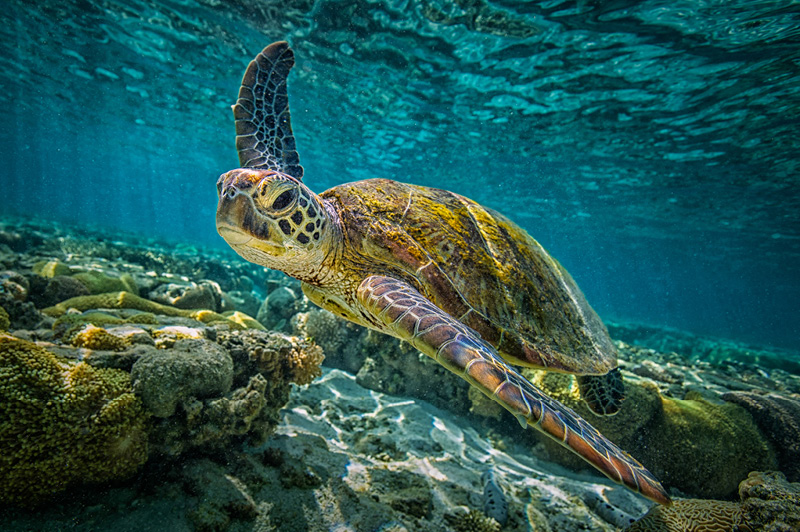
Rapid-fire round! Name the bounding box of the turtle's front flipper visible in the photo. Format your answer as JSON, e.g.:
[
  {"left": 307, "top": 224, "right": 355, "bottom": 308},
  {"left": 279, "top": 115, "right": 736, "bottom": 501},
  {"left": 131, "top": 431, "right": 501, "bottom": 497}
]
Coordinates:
[
  {"left": 234, "top": 41, "right": 304, "bottom": 179},
  {"left": 357, "top": 275, "right": 671, "bottom": 505}
]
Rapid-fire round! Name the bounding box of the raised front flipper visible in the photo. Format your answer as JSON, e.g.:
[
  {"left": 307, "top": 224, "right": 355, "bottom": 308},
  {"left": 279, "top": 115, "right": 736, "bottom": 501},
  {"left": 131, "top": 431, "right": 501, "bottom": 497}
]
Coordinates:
[
  {"left": 357, "top": 275, "right": 671, "bottom": 505},
  {"left": 234, "top": 41, "right": 304, "bottom": 179}
]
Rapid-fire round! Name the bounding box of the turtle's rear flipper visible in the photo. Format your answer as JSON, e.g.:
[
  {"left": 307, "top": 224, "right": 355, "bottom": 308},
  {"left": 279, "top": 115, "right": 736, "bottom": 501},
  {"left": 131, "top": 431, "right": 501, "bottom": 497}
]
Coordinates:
[
  {"left": 358, "top": 275, "right": 671, "bottom": 506},
  {"left": 577, "top": 368, "right": 626, "bottom": 416}
]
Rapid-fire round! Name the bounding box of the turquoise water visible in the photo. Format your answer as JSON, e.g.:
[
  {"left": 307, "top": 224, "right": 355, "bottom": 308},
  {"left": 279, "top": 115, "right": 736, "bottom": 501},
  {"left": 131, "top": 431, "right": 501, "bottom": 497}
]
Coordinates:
[{"left": 0, "top": 0, "right": 798, "bottom": 351}]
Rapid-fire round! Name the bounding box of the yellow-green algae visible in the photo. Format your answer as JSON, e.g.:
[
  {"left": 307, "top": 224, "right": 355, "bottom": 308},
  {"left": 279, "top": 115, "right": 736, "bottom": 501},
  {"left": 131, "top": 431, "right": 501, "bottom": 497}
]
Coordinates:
[
  {"left": 41, "top": 291, "right": 256, "bottom": 331},
  {"left": 0, "top": 305, "right": 9, "bottom": 331},
  {"left": 54, "top": 310, "right": 160, "bottom": 330},
  {"left": 223, "top": 310, "right": 266, "bottom": 331},
  {"left": 33, "top": 260, "right": 72, "bottom": 277},
  {"left": 44, "top": 291, "right": 187, "bottom": 317},
  {"left": 69, "top": 323, "right": 130, "bottom": 351},
  {"left": 71, "top": 271, "right": 139, "bottom": 295},
  {"left": 0, "top": 333, "right": 149, "bottom": 506}
]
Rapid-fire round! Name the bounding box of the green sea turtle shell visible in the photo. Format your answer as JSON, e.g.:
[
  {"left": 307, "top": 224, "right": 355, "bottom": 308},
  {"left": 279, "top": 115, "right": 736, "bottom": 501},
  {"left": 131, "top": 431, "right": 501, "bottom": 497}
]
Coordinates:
[{"left": 321, "top": 178, "right": 618, "bottom": 376}]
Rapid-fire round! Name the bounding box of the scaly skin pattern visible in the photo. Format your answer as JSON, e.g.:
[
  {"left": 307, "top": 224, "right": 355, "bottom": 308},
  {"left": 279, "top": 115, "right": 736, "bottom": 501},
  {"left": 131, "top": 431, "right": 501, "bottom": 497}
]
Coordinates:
[{"left": 357, "top": 275, "right": 671, "bottom": 505}]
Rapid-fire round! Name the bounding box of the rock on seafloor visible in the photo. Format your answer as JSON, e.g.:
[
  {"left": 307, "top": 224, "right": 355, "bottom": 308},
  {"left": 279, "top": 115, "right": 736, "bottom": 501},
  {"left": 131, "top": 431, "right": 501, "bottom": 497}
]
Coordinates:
[
  {"left": 3, "top": 217, "right": 800, "bottom": 531},
  {"left": 624, "top": 471, "right": 800, "bottom": 532},
  {"left": 1, "top": 368, "right": 655, "bottom": 531},
  {"left": 131, "top": 338, "right": 234, "bottom": 417}
]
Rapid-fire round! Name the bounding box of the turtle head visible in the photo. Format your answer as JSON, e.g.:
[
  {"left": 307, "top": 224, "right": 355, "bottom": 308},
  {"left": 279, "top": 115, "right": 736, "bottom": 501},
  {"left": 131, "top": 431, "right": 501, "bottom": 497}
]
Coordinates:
[{"left": 216, "top": 168, "right": 332, "bottom": 273}]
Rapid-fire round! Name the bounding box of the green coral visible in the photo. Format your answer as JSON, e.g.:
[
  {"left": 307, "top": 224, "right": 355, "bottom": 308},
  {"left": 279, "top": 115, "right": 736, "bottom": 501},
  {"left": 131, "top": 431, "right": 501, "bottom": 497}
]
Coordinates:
[
  {"left": 527, "top": 371, "right": 775, "bottom": 499},
  {"left": 69, "top": 324, "right": 130, "bottom": 351},
  {"left": 43, "top": 291, "right": 189, "bottom": 317},
  {"left": 43, "top": 292, "right": 252, "bottom": 330},
  {"left": 53, "top": 311, "right": 159, "bottom": 340},
  {"left": 0, "top": 333, "right": 149, "bottom": 506},
  {"left": 223, "top": 310, "right": 266, "bottom": 331},
  {"left": 0, "top": 305, "right": 9, "bottom": 331},
  {"left": 72, "top": 271, "right": 138, "bottom": 295},
  {"left": 33, "top": 260, "right": 71, "bottom": 277},
  {"left": 445, "top": 509, "right": 502, "bottom": 532}
]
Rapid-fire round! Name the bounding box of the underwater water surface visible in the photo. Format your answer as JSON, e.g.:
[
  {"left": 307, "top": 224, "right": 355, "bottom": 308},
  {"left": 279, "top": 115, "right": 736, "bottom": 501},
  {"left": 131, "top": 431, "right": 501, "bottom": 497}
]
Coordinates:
[{"left": 1, "top": 0, "right": 799, "bottom": 352}]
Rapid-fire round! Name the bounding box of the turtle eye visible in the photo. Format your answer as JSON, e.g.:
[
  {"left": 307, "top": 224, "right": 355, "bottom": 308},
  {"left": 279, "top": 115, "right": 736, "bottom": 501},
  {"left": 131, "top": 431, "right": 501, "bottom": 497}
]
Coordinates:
[
  {"left": 216, "top": 175, "right": 225, "bottom": 196},
  {"left": 271, "top": 189, "right": 297, "bottom": 211}
]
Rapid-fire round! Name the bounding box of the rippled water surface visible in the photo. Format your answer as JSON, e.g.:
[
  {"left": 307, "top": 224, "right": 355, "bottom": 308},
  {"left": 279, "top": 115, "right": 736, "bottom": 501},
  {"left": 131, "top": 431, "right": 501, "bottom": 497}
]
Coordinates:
[{"left": 1, "top": 0, "right": 798, "bottom": 350}]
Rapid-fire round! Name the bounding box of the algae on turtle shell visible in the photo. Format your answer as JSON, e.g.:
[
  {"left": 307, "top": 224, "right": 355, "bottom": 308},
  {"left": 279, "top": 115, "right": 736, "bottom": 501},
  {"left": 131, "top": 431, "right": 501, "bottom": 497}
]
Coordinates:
[{"left": 215, "top": 41, "right": 669, "bottom": 504}]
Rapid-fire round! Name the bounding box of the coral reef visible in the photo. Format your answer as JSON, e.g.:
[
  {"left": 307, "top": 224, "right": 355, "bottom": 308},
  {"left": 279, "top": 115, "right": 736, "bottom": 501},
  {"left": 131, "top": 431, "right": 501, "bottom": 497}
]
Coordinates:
[
  {"left": 608, "top": 320, "right": 800, "bottom": 374},
  {"left": 624, "top": 499, "right": 749, "bottom": 531},
  {"left": 37, "top": 275, "right": 90, "bottom": 307},
  {"left": 41, "top": 290, "right": 245, "bottom": 328},
  {"left": 69, "top": 323, "right": 131, "bottom": 351},
  {"left": 257, "top": 286, "right": 300, "bottom": 331},
  {"left": 218, "top": 329, "right": 325, "bottom": 388},
  {"left": 0, "top": 270, "right": 29, "bottom": 301},
  {"left": 0, "top": 305, "right": 8, "bottom": 331},
  {"left": 444, "top": 509, "right": 502, "bottom": 532},
  {"left": 53, "top": 310, "right": 160, "bottom": 337},
  {"left": 624, "top": 471, "right": 800, "bottom": 532},
  {"left": 32, "top": 260, "right": 71, "bottom": 278},
  {"left": 72, "top": 270, "right": 138, "bottom": 295},
  {"left": 224, "top": 310, "right": 266, "bottom": 331},
  {"left": 44, "top": 291, "right": 190, "bottom": 317},
  {"left": 148, "top": 280, "right": 222, "bottom": 311},
  {"left": 134, "top": 330, "right": 324, "bottom": 455},
  {"left": 150, "top": 372, "right": 276, "bottom": 455},
  {"left": 527, "top": 371, "right": 775, "bottom": 499},
  {"left": 739, "top": 471, "right": 800, "bottom": 532},
  {"left": 0, "top": 271, "right": 41, "bottom": 330},
  {"left": 300, "top": 307, "right": 367, "bottom": 374},
  {"left": 722, "top": 392, "right": 800, "bottom": 481},
  {"left": 131, "top": 339, "right": 234, "bottom": 418},
  {"left": 250, "top": 335, "right": 324, "bottom": 386},
  {"left": 0, "top": 333, "right": 149, "bottom": 506}
]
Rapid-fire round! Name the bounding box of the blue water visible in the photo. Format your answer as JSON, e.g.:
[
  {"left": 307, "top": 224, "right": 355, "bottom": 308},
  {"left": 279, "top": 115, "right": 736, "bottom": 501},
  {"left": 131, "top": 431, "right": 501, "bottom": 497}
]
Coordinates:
[{"left": 0, "top": 0, "right": 798, "bottom": 351}]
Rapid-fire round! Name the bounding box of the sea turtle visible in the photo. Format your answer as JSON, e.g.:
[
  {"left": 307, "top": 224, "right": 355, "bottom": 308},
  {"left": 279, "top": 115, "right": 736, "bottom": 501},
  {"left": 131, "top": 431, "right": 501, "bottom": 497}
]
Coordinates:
[{"left": 216, "top": 41, "right": 671, "bottom": 505}]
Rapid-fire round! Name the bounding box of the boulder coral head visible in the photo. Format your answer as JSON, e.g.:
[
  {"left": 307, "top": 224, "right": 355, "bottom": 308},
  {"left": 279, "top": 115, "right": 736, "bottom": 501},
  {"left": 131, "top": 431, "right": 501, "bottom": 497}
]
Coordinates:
[
  {"left": 0, "top": 333, "right": 149, "bottom": 507},
  {"left": 624, "top": 499, "right": 751, "bottom": 532}
]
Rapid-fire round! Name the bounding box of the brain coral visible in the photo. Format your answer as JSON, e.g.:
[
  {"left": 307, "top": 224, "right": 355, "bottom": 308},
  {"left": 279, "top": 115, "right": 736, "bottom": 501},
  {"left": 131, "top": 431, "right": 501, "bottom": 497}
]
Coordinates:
[
  {"left": 624, "top": 499, "right": 751, "bottom": 532},
  {"left": 0, "top": 333, "right": 149, "bottom": 506}
]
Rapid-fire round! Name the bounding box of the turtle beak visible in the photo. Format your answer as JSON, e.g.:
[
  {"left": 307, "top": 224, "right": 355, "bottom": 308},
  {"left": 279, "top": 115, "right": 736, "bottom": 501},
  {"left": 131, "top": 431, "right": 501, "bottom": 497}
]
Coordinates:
[{"left": 216, "top": 180, "right": 261, "bottom": 245}]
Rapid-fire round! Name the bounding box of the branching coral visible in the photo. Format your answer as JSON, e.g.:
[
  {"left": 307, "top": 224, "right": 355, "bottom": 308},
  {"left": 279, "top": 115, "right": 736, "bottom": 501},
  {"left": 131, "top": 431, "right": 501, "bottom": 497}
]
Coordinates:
[
  {"left": 0, "top": 333, "right": 149, "bottom": 506},
  {"left": 445, "top": 509, "right": 502, "bottom": 532},
  {"left": 249, "top": 333, "right": 324, "bottom": 386}
]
